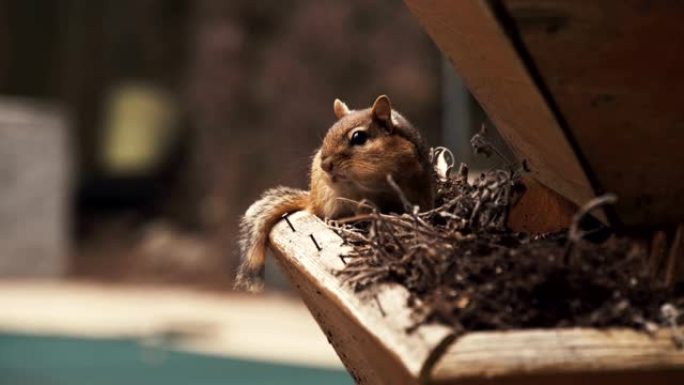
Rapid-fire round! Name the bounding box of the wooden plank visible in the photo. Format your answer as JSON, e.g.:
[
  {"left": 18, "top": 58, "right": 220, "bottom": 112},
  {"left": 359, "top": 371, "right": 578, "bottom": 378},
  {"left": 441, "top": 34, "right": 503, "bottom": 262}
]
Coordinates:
[
  {"left": 507, "top": 176, "right": 576, "bottom": 233},
  {"left": 270, "top": 213, "right": 684, "bottom": 384},
  {"left": 502, "top": 0, "right": 684, "bottom": 227},
  {"left": 403, "top": 0, "right": 597, "bottom": 217},
  {"left": 269, "top": 211, "right": 454, "bottom": 385},
  {"left": 430, "top": 328, "right": 684, "bottom": 384}
]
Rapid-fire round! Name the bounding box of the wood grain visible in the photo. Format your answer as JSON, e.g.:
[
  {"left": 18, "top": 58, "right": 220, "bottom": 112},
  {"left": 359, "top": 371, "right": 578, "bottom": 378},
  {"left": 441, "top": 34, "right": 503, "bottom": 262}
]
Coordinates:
[
  {"left": 403, "top": 0, "right": 597, "bottom": 217},
  {"left": 507, "top": 176, "right": 576, "bottom": 233},
  {"left": 269, "top": 211, "right": 454, "bottom": 385},
  {"left": 271, "top": 212, "right": 684, "bottom": 384},
  {"left": 502, "top": 0, "right": 684, "bottom": 227},
  {"left": 430, "top": 328, "right": 684, "bottom": 385}
]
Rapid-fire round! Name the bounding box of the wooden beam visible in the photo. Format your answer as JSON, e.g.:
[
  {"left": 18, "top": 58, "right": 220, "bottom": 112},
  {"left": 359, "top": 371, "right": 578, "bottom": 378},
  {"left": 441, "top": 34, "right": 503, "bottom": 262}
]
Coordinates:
[
  {"left": 507, "top": 176, "right": 576, "bottom": 233},
  {"left": 430, "top": 328, "right": 684, "bottom": 385},
  {"left": 269, "top": 211, "right": 454, "bottom": 385},
  {"left": 502, "top": 0, "right": 684, "bottom": 227},
  {"left": 270, "top": 212, "right": 684, "bottom": 384},
  {"left": 404, "top": 0, "right": 597, "bottom": 219}
]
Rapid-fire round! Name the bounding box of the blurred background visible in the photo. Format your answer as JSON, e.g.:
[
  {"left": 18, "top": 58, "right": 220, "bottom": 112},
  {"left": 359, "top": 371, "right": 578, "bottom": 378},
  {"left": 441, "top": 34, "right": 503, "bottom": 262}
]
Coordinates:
[{"left": 0, "top": 0, "right": 494, "bottom": 383}]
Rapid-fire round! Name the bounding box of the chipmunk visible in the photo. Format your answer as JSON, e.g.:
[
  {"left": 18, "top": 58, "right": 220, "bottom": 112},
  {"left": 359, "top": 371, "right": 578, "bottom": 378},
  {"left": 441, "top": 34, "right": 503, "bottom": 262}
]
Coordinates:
[{"left": 235, "top": 95, "right": 434, "bottom": 291}]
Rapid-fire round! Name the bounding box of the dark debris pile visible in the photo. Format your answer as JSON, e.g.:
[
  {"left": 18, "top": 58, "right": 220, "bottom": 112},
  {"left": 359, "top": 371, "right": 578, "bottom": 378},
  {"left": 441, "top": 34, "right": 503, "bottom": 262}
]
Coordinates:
[{"left": 330, "top": 159, "right": 684, "bottom": 339}]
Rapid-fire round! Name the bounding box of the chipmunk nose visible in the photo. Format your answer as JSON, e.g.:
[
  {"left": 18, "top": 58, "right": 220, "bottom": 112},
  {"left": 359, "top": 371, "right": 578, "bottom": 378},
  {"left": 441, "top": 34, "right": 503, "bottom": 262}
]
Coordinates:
[{"left": 321, "top": 157, "right": 334, "bottom": 173}]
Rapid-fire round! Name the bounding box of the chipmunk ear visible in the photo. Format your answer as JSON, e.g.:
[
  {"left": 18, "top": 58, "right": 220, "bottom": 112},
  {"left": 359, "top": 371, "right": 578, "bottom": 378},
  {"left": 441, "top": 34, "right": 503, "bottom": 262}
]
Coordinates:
[
  {"left": 371, "top": 95, "right": 392, "bottom": 129},
  {"left": 333, "top": 98, "right": 350, "bottom": 119}
]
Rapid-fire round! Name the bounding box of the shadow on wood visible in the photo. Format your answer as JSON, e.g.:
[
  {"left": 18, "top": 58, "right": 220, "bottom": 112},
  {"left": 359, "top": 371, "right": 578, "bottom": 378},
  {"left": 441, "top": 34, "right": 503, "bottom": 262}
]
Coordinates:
[{"left": 405, "top": 0, "right": 684, "bottom": 228}]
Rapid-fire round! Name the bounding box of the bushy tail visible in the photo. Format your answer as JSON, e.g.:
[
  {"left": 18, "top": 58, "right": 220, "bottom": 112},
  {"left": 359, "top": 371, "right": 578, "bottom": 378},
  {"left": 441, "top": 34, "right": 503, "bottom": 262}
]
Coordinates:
[{"left": 235, "top": 187, "right": 309, "bottom": 292}]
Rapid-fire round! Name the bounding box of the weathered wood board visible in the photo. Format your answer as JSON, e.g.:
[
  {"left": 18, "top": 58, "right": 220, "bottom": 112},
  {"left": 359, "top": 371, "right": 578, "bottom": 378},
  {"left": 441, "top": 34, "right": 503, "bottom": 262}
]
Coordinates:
[
  {"left": 406, "top": 0, "right": 684, "bottom": 228},
  {"left": 270, "top": 211, "right": 454, "bottom": 385},
  {"left": 507, "top": 176, "right": 576, "bottom": 233},
  {"left": 269, "top": 2, "right": 684, "bottom": 382},
  {"left": 500, "top": 0, "right": 684, "bottom": 227},
  {"left": 403, "top": 0, "right": 597, "bottom": 220},
  {"left": 431, "top": 328, "right": 684, "bottom": 385},
  {"left": 270, "top": 212, "right": 684, "bottom": 384}
]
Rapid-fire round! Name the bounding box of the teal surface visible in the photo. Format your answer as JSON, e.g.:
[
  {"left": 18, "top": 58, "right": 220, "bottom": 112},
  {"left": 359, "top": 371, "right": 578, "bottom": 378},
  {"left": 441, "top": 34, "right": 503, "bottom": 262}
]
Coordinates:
[{"left": 0, "top": 333, "right": 353, "bottom": 385}]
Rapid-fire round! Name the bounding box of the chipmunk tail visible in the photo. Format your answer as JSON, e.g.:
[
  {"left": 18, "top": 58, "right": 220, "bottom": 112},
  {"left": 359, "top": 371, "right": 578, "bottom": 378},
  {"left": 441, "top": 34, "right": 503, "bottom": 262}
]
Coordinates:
[{"left": 235, "top": 187, "right": 309, "bottom": 292}]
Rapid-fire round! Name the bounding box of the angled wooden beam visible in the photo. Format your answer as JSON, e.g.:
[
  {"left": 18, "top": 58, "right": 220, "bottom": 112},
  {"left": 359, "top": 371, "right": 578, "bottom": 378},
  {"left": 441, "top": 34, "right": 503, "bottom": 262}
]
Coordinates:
[
  {"left": 404, "top": 0, "right": 598, "bottom": 220},
  {"left": 270, "top": 212, "right": 684, "bottom": 384},
  {"left": 431, "top": 328, "right": 684, "bottom": 385},
  {"left": 269, "top": 211, "right": 454, "bottom": 385}
]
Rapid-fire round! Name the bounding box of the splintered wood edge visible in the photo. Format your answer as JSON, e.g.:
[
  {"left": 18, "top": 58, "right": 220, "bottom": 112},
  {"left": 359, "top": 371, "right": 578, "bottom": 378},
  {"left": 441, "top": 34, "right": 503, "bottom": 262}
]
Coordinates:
[
  {"left": 431, "top": 328, "right": 684, "bottom": 384},
  {"left": 269, "top": 211, "right": 454, "bottom": 384}
]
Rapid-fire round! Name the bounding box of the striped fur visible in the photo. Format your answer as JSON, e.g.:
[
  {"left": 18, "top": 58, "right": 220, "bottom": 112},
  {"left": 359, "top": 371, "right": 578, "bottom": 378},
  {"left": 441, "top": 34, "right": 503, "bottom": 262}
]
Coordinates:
[
  {"left": 235, "top": 186, "right": 309, "bottom": 292},
  {"left": 235, "top": 95, "right": 435, "bottom": 292}
]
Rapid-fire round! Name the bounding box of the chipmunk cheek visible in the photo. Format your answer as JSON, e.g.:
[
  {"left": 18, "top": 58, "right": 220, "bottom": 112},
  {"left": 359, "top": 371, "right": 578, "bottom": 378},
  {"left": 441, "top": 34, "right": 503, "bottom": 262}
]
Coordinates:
[{"left": 354, "top": 162, "right": 382, "bottom": 180}]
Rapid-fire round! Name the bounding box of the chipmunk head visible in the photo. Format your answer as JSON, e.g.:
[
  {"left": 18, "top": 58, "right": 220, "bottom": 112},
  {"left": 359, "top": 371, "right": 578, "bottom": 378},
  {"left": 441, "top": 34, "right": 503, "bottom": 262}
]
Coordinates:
[{"left": 319, "top": 95, "right": 433, "bottom": 210}]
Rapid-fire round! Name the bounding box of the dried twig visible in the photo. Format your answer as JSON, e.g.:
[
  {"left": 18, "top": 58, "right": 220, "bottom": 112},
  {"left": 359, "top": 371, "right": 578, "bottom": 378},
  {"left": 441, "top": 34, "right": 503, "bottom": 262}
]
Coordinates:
[
  {"left": 333, "top": 162, "right": 682, "bottom": 342},
  {"left": 664, "top": 224, "right": 684, "bottom": 288},
  {"left": 332, "top": 134, "right": 682, "bottom": 343},
  {"left": 564, "top": 193, "right": 617, "bottom": 265},
  {"left": 470, "top": 123, "right": 514, "bottom": 167}
]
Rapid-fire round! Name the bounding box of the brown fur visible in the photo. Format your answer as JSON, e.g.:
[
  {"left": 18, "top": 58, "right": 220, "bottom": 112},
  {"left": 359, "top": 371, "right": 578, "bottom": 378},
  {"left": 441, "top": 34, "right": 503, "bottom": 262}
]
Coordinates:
[
  {"left": 235, "top": 95, "right": 434, "bottom": 291},
  {"left": 235, "top": 187, "right": 309, "bottom": 292}
]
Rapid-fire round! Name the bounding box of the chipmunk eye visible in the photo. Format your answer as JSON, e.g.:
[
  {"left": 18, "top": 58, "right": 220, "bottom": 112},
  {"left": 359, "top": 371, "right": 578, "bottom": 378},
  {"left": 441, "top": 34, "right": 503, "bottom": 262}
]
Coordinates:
[{"left": 350, "top": 130, "right": 368, "bottom": 146}]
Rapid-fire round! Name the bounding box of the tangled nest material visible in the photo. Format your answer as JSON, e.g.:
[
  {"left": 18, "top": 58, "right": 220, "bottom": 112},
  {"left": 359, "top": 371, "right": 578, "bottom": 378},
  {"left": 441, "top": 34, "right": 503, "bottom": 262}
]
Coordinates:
[{"left": 329, "top": 138, "right": 684, "bottom": 341}]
